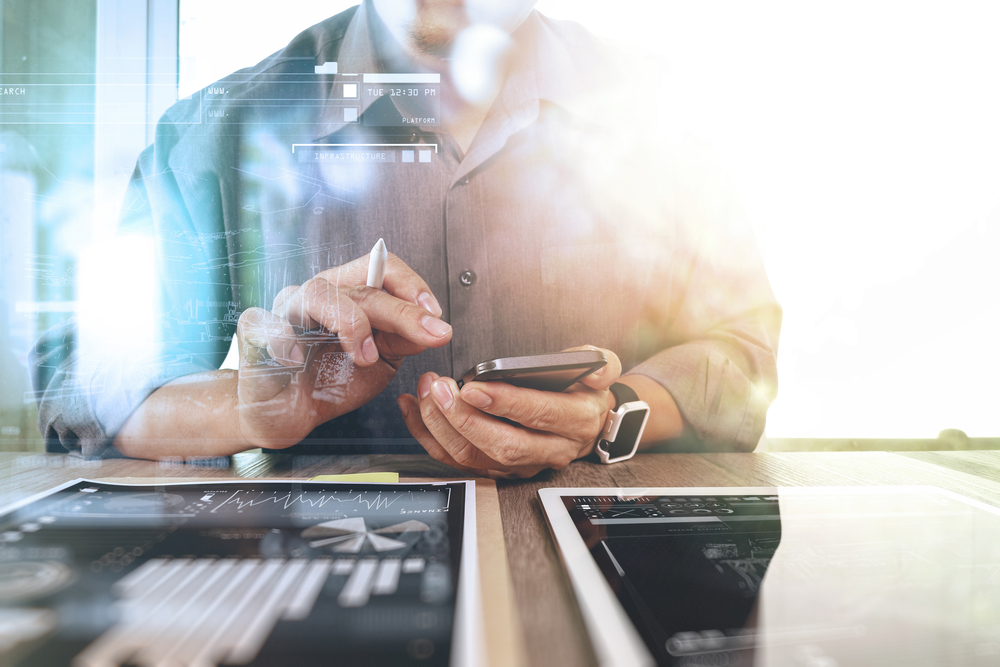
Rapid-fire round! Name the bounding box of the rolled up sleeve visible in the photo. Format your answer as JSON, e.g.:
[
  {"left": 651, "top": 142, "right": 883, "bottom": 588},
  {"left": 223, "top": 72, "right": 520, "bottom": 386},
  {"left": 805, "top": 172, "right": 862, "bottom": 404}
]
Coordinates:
[
  {"left": 31, "top": 321, "right": 210, "bottom": 457},
  {"left": 629, "top": 141, "right": 781, "bottom": 452},
  {"left": 31, "top": 105, "right": 233, "bottom": 456}
]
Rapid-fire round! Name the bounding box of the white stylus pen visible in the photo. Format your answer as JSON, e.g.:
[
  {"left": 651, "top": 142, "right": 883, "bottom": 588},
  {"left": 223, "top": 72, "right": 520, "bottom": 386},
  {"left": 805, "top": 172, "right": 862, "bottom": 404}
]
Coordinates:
[{"left": 366, "top": 238, "right": 388, "bottom": 289}]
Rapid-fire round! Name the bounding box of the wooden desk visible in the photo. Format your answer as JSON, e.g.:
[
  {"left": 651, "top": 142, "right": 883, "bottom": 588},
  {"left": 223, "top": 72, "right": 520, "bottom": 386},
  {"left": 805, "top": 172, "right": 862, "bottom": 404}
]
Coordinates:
[{"left": 4, "top": 450, "right": 1000, "bottom": 667}]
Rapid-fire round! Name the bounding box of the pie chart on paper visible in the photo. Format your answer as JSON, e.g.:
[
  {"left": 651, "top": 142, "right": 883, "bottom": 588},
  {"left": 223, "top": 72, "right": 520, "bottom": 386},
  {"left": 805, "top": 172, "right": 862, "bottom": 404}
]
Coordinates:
[{"left": 301, "top": 518, "right": 430, "bottom": 553}]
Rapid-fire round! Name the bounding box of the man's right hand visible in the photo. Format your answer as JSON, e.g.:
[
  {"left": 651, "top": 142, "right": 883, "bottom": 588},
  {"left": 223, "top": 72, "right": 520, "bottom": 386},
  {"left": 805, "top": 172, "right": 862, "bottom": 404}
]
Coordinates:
[{"left": 233, "top": 252, "right": 451, "bottom": 448}]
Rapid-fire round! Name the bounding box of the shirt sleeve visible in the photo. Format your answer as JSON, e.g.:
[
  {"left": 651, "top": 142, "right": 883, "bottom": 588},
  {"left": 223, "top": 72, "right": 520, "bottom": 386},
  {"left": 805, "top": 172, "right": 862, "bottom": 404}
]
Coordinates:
[
  {"left": 31, "top": 107, "right": 234, "bottom": 457},
  {"left": 628, "top": 140, "right": 782, "bottom": 452}
]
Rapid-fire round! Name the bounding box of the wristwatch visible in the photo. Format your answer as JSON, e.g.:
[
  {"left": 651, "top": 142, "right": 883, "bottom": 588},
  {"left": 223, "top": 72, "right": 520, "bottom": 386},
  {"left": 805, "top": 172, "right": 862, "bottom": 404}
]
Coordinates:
[{"left": 595, "top": 383, "right": 650, "bottom": 464}]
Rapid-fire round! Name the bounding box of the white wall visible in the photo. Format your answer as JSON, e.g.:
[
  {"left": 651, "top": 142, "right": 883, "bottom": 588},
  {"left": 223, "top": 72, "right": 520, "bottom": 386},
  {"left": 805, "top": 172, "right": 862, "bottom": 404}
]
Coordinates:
[{"left": 538, "top": 0, "right": 1000, "bottom": 438}]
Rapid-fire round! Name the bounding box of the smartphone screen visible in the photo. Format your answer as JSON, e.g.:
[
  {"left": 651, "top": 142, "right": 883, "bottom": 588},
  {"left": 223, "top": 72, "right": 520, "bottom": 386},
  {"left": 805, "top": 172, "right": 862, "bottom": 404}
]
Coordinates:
[{"left": 458, "top": 350, "right": 607, "bottom": 392}]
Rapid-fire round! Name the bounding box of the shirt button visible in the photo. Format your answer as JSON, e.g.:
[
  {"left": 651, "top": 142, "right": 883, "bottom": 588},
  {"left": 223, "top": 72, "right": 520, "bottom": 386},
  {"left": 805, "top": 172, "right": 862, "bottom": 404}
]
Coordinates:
[
  {"left": 462, "top": 178, "right": 470, "bottom": 185},
  {"left": 459, "top": 270, "right": 476, "bottom": 286}
]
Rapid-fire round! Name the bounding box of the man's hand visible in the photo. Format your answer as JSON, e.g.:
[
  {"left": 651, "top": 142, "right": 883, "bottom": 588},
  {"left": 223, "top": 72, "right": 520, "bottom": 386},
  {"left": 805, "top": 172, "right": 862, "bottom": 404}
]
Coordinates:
[
  {"left": 397, "top": 346, "right": 623, "bottom": 478},
  {"left": 235, "top": 252, "right": 451, "bottom": 448}
]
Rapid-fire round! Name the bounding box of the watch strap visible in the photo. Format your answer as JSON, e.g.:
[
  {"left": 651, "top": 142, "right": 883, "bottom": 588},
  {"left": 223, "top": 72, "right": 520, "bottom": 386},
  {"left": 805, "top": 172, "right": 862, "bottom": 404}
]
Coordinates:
[
  {"left": 593, "top": 382, "right": 647, "bottom": 464},
  {"left": 609, "top": 382, "right": 639, "bottom": 409}
]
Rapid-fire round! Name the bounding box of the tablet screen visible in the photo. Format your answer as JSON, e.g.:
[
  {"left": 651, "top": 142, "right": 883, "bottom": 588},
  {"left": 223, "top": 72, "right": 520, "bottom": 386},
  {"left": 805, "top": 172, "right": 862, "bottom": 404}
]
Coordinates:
[{"left": 559, "top": 488, "right": 1000, "bottom": 666}]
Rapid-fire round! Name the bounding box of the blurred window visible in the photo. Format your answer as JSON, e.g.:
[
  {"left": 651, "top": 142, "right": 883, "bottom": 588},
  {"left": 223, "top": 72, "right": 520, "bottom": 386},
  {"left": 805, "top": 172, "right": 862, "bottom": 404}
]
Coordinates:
[{"left": 1, "top": 0, "right": 97, "bottom": 450}]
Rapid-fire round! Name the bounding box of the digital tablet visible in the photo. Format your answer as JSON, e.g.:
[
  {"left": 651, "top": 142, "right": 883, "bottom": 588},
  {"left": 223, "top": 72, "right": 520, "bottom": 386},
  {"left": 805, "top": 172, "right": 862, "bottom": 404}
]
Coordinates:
[
  {"left": 0, "top": 478, "right": 483, "bottom": 667},
  {"left": 540, "top": 485, "right": 1000, "bottom": 667}
]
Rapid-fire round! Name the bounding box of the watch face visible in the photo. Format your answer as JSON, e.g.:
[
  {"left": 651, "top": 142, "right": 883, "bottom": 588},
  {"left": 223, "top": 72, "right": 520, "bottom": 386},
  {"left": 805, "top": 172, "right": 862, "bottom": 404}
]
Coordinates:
[{"left": 606, "top": 408, "right": 648, "bottom": 460}]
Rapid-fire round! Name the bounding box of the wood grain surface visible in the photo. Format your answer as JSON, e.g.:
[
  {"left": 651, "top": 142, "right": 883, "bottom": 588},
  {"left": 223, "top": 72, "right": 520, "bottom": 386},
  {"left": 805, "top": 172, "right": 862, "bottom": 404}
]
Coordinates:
[{"left": 4, "top": 450, "right": 1000, "bottom": 667}]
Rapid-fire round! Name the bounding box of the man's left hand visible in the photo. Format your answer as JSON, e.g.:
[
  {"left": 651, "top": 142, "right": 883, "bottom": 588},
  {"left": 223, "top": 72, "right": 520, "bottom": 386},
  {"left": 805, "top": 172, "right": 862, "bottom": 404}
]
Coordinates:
[{"left": 397, "top": 346, "right": 623, "bottom": 478}]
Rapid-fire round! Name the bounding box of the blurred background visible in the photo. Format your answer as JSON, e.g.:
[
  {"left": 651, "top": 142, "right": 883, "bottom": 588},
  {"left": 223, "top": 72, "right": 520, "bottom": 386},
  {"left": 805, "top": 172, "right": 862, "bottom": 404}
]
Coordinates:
[{"left": 2, "top": 0, "right": 997, "bottom": 452}]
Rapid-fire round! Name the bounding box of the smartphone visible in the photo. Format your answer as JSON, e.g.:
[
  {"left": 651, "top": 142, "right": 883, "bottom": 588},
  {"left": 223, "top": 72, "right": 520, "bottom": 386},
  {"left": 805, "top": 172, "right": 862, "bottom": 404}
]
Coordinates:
[{"left": 457, "top": 350, "right": 608, "bottom": 392}]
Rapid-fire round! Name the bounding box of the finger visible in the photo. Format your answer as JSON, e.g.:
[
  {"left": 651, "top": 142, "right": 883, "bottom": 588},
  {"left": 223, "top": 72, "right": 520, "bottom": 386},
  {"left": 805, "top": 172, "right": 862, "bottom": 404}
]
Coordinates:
[
  {"left": 373, "top": 331, "right": 425, "bottom": 361},
  {"left": 408, "top": 384, "right": 544, "bottom": 479},
  {"left": 316, "top": 252, "right": 443, "bottom": 317},
  {"left": 272, "top": 278, "right": 377, "bottom": 366},
  {"left": 416, "top": 374, "right": 506, "bottom": 471},
  {"left": 272, "top": 285, "right": 300, "bottom": 312},
  {"left": 236, "top": 307, "right": 303, "bottom": 367},
  {"left": 382, "top": 253, "right": 443, "bottom": 316},
  {"left": 426, "top": 376, "right": 579, "bottom": 470},
  {"left": 563, "top": 345, "right": 622, "bottom": 390},
  {"left": 276, "top": 279, "right": 451, "bottom": 361},
  {"left": 417, "top": 373, "right": 547, "bottom": 479},
  {"left": 236, "top": 308, "right": 272, "bottom": 367},
  {"left": 458, "top": 380, "right": 606, "bottom": 442},
  {"left": 419, "top": 390, "right": 552, "bottom": 479},
  {"left": 397, "top": 394, "right": 485, "bottom": 476},
  {"left": 347, "top": 286, "right": 452, "bottom": 346}
]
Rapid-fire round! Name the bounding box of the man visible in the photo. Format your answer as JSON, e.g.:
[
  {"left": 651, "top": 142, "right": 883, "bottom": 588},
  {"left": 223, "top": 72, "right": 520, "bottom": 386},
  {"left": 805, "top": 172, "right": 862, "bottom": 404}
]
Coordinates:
[{"left": 32, "top": 0, "right": 781, "bottom": 477}]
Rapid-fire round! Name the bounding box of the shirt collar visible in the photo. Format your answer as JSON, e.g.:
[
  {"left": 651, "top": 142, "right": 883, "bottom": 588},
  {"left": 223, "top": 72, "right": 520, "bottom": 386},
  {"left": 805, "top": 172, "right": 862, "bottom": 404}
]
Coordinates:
[
  {"left": 514, "top": 11, "right": 626, "bottom": 131},
  {"left": 449, "top": 11, "right": 631, "bottom": 184}
]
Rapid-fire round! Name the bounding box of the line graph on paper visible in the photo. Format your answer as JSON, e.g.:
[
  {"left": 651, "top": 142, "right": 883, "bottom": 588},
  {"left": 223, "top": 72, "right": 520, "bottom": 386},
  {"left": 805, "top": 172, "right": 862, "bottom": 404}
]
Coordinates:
[
  {"left": 40, "top": 483, "right": 452, "bottom": 528},
  {"left": 206, "top": 486, "right": 452, "bottom": 521}
]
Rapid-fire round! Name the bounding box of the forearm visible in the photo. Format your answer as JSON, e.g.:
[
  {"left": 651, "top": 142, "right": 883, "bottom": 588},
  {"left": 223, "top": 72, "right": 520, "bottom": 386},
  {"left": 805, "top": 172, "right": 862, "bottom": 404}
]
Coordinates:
[{"left": 113, "top": 371, "right": 247, "bottom": 459}]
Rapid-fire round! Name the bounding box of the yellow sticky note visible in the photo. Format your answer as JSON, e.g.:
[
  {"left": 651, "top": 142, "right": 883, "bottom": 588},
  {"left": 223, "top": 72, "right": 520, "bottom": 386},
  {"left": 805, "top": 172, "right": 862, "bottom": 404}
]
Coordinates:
[{"left": 310, "top": 473, "right": 399, "bottom": 483}]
